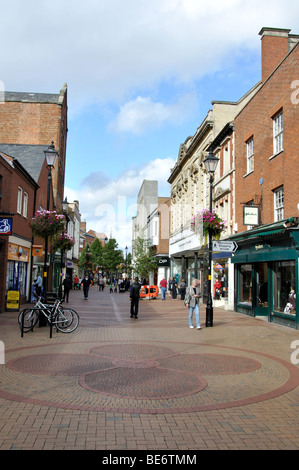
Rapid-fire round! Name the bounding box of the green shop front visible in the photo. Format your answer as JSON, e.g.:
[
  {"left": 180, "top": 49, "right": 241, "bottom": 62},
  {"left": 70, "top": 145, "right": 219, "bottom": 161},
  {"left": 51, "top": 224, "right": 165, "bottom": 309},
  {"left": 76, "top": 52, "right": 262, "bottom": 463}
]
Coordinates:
[{"left": 230, "top": 218, "right": 298, "bottom": 329}]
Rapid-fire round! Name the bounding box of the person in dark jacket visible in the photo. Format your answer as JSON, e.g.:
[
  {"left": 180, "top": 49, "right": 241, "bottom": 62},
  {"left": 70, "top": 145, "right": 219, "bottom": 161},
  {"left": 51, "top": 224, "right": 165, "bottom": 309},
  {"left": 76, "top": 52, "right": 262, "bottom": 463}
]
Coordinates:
[
  {"left": 63, "top": 274, "right": 72, "bottom": 303},
  {"left": 82, "top": 275, "right": 91, "bottom": 300},
  {"left": 130, "top": 277, "right": 141, "bottom": 318}
]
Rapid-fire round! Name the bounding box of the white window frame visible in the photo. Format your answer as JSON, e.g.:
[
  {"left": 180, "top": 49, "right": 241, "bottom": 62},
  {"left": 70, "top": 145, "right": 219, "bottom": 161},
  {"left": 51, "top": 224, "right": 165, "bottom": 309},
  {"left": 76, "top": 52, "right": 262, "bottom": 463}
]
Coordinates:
[
  {"left": 17, "top": 187, "right": 23, "bottom": 214},
  {"left": 274, "top": 186, "right": 284, "bottom": 222},
  {"left": 246, "top": 137, "right": 254, "bottom": 174},
  {"left": 273, "top": 111, "right": 283, "bottom": 155},
  {"left": 23, "top": 191, "right": 28, "bottom": 218}
]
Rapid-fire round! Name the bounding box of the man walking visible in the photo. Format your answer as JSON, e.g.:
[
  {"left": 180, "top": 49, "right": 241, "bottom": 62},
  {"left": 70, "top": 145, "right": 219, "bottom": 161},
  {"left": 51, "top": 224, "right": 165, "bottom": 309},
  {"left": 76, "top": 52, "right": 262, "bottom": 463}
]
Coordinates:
[
  {"left": 82, "top": 275, "right": 91, "bottom": 300},
  {"left": 159, "top": 277, "right": 167, "bottom": 300},
  {"left": 63, "top": 274, "right": 72, "bottom": 303},
  {"left": 34, "top": 272, "right": 42, "bottom": 298},
  {"left": 130, "top": 277, "right": 141, "bottom": 318}
]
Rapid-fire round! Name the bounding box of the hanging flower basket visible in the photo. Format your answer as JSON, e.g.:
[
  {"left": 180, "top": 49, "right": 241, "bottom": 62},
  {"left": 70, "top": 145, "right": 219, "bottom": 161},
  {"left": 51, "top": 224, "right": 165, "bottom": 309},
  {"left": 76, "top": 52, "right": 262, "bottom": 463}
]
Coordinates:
[
  {"left": 191, "top": 209, "right": 226, "bottom": 243},
  {"left": 30, "top": 210, "right": 65, "bottom": 239},
  {"left": 53, "top": 232, "right": 75, "bottom": 253}
]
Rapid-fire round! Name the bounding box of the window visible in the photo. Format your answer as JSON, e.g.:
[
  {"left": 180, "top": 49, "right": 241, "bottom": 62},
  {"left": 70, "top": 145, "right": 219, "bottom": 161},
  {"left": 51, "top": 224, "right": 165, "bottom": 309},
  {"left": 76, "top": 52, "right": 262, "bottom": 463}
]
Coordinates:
[
  {"left": 272, "top": 261, "right": 296, "bottom": 315},
  {"left": 17, "top": 187, "right": 23, "bottom": 214},
  {"left": 274, "top": 186, "right": 284, "bottom": 221},
  {"left": 246, "top": 137, "right": 254, "bottom": 173},
  {"left": 273, "top": 111, "right": 283, "bottom": 154},
  {"left": 23, "top": 192, "right": 28, "bottom": 218},
  {"left": 238, "top": 264, "right": 252, "bottom": 306}
]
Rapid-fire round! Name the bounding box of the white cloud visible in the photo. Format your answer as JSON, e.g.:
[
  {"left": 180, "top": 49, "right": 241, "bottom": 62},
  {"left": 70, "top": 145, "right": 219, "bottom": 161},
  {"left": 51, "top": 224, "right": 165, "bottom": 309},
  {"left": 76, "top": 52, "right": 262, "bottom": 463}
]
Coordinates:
[
  {"left": 64, "top": 157, "right": 175, "bottom": 250},
  {"left": 110, "top": 93, "right": 198, "bottom": 135},
  {"left": 1, "top": 0, "right": 298, "bottom": 107}
]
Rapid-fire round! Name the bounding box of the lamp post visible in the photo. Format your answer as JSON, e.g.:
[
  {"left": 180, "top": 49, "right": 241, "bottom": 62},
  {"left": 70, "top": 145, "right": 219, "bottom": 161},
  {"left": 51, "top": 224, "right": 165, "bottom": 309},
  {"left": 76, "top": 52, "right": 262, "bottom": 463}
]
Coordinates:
[
  {"left": 125, "top": 245, "right": 128, "bottom": 275},
  {"left": 203, "top": 149, "right": 219, "bottom": 328},
  {"left": 58, "top": 197, "right": 69, "bottom": 299},
  {"left": 42, "top": 142, "right": 58, "bottom": 302}
]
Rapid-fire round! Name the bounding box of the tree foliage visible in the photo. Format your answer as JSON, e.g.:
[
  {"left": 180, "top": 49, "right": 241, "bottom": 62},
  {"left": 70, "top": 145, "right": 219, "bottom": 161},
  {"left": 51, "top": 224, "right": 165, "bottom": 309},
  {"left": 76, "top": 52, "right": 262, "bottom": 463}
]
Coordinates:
[
  {"left": 133, "top": 236, "right": 158, "bottom": 280},
  {"left": 102, "top": 238, "right": 123, "bottom": 274}
]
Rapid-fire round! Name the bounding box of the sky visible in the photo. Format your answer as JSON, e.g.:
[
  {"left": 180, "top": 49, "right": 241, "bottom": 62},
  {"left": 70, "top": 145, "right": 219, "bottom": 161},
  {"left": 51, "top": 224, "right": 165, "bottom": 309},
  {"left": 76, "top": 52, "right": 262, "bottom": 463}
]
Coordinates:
[{"left": 1, "top": 0, "right": 299, "bottom": 253}]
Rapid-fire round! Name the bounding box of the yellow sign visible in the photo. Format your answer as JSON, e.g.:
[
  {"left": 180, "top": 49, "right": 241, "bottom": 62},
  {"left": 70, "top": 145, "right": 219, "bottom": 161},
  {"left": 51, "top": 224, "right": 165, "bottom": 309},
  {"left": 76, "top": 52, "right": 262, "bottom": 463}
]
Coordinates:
[{"left": 6, "top": 290, "right": 20, "bottom": 311}]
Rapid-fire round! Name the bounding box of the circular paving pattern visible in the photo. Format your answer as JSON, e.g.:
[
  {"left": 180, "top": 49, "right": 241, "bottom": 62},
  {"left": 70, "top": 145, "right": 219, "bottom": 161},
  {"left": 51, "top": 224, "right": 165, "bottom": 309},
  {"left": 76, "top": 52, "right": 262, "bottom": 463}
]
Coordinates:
[{"left": 2, "top": 341, "right": 299, "bottom": 414}]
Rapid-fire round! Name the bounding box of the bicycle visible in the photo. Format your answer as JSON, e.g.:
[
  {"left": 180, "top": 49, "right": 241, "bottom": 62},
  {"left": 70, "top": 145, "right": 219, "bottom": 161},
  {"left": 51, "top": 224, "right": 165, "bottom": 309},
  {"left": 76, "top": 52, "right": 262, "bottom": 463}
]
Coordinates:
[{"left": 19, "top": 297, "right": 79, "bottom": 337}]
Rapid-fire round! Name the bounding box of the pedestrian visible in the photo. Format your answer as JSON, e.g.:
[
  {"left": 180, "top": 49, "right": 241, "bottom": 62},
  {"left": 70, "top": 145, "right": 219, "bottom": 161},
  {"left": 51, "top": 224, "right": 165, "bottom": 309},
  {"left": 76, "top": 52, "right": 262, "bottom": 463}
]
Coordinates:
[
  {"left": 74, "top": 275, "right": 79, "bottom": 290},
  {"left": 180, "top": 279, "right": 186, "bottom": 300},
  {"left": 99, "top": 277, "right": 104, "bottom": 291},
  {"left": 33, "top": 272, "right": 43, "bottom": 298},
  {"left": 109, "top": 283, "right": 113, "bottom": 293},
  {"left": 130, "top": 276, "right": 141, "bottom": 318},
  {"left": 185, "top": 279, "right": 201, "bottom": 329},
  {"left": 170, "top": 277, "right": 178, "bottom": 300},
  {"left": 63, "top": 274, "right": 72, "bottom": 303},
  {"left": 82, "top": 275, "right": 91, "bottom": 300},
  {"left": 159, "top": 277, "right": 167, "bottom": 300}
]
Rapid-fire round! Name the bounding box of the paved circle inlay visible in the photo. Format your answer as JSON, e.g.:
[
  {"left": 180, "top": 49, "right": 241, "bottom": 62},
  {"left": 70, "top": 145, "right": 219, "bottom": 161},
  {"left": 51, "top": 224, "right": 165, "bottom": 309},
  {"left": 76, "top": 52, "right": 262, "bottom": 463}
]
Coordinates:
[{"left": 2, "top": 341, "right": 299, "bottom": 414}]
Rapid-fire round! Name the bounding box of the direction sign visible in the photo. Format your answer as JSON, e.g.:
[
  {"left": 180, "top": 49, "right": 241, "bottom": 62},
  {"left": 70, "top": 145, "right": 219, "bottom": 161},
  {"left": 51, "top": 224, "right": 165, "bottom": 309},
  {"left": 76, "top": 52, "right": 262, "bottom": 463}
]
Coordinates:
[{"left": 212, "top": 240, "right": 238, "bottom": 253}]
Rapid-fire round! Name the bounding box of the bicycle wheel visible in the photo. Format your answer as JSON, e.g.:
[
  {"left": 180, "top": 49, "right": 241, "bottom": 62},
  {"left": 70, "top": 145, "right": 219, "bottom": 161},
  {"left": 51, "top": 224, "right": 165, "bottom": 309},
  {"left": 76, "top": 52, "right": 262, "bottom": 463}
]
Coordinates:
[
  {"left": 18, "top": 309, "right": 39, "bottom": 331},
  {"left": 56, "top": 308, "right": 79, "bottom": 333}
]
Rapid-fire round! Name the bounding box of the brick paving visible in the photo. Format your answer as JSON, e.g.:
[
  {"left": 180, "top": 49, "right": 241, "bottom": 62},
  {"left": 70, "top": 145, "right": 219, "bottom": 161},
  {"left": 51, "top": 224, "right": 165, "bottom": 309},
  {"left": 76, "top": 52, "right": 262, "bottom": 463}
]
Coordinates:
[{"left": 0, "top": 285, "right": 299, "bottom": 450}]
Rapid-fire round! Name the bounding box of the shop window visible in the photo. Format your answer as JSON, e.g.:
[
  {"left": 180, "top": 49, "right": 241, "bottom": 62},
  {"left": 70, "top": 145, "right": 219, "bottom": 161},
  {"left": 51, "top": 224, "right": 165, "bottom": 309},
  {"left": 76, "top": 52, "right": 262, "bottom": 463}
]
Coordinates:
[
  {"left": 273, "top": 261, "right": 296, "bottom": 315},
  {"left": 238, "top": 264, "right": 252, "bottom": 306},
  {"left": 213, "top": 259, "right": 228, "bottom": 300},
  {"left": 6, "top": 260, "right": 27, "bottom": 296}
]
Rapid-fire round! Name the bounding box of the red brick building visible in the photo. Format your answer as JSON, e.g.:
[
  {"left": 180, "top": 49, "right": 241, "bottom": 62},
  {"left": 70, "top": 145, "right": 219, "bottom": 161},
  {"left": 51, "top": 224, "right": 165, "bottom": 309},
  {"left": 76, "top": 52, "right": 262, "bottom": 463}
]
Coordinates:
[
  {"left": 234, "top": 28, "right": 299, "bottom": 228},
  {"left": 0, "top": 84, "right": 68, "bottom": 310},
  {"left": 0, "top": 84, "right": 67, "bottom": 210},
  {"left": 0, "top": 152, "right": 38, "bottom": 311},
  {"left": 230, "top": 28, "right": 299, "bottom": 328}
]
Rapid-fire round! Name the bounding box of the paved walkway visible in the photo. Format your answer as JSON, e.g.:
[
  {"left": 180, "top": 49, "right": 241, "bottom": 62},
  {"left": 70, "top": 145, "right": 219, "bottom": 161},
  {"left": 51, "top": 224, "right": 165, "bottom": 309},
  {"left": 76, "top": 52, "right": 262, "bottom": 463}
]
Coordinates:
[{"left": 0, "top": 286, "right": 298, "bottom": 451}]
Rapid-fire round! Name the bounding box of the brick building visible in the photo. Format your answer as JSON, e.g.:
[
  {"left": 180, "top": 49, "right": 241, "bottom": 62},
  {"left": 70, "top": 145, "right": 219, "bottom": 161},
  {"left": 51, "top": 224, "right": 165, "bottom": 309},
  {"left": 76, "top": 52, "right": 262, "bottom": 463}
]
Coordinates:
[
  {"left": 0, "top": 152, "right": 38, "bottom": 311},
  {"left": 0, "top": 84, "right": 68, "bottom": 309},
  {"left": 229, "top": 28, "right": 299, "bottom": 328},
  {"left": 0, "top": 83, "right": 68, "bottom": 210}
]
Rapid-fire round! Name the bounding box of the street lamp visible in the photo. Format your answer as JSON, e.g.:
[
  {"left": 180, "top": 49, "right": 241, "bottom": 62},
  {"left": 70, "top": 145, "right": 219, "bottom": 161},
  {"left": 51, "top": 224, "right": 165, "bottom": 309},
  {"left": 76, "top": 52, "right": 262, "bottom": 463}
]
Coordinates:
[
  {"left": 42, "top": 141, "right": 58, "bottom": 303},
  {"left": 58, "top": 197, "right": 69, "bottom": 299},
  {"left": 125, "top": 245, "right": 128, "bottom": 275},
  {"left": 203, "top": 149, "right": 219, "bottom": 327}
]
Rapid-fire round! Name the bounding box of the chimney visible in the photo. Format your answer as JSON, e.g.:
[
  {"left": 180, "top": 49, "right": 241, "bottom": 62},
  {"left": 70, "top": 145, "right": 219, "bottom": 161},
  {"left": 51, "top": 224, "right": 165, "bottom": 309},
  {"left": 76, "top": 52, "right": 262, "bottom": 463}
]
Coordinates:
[{"left": 259, "top": 27, "right": 291, "bottom": 82}]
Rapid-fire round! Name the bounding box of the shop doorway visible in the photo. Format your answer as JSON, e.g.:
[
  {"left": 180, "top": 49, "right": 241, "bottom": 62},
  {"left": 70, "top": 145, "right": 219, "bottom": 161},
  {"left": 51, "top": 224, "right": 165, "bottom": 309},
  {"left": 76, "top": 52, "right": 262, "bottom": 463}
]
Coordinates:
[{"left": 253, "top": 262, "right": 269, "bottom": 316}]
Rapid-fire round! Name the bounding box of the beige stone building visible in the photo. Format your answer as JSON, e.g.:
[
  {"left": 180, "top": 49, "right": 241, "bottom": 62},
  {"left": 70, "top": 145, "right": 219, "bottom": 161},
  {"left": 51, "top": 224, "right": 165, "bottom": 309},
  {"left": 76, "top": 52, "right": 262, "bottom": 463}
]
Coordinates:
[{"left": 168, "top": 87, "right": 260, "bottom": 293}]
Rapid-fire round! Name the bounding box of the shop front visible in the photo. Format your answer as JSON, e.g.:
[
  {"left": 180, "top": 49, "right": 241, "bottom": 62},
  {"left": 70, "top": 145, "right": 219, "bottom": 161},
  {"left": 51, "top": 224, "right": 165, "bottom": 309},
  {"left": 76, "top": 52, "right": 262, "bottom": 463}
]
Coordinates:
[
  {"left": 230, "top": 218, "right": 299, "bottom": 329},
  {"left": 6, "top": 241, "right": 31, "bottom": 305}
]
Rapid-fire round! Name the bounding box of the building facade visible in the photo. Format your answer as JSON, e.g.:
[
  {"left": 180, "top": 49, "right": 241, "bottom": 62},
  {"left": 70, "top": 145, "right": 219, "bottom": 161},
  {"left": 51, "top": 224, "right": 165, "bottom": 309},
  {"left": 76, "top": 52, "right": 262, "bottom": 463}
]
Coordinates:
[
  {"left": 168, "top": 86, "right": 260, "bottom": 295},
  {"left": 231, "top": 28, "right": 299, "bottom": 328},
  {"left": 0, "top": 152, "right": 38, "bottom": 311},
  {"left": 0, "top": 84, "right": 69, "bottom": 307}
]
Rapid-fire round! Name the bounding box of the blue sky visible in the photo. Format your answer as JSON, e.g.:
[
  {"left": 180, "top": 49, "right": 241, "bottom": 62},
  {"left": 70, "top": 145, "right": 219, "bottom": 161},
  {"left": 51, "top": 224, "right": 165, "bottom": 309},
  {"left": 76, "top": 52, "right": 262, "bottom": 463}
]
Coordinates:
[{"left": 1, "top": 0, "right": 299, "bottom": 252}]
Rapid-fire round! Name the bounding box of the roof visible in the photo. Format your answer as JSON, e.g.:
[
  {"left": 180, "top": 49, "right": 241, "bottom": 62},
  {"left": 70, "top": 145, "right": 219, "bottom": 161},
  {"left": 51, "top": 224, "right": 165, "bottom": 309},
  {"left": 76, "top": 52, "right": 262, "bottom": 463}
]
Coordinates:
[
  {"left": 4, "top": 91, "right": 60, "bottom": 104},
  {"left": 0, "top": 144, "right": 48, "bottom": 183}
]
